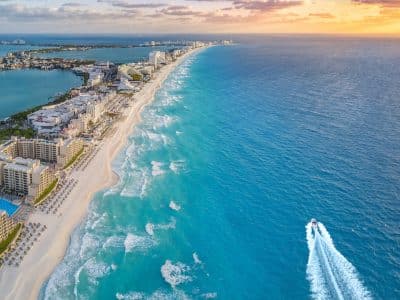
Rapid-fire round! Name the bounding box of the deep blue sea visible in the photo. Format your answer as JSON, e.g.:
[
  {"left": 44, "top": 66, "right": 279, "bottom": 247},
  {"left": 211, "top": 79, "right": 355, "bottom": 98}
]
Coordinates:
[{"left": 32, "top": 36, "right": 400, "bottom": 299}]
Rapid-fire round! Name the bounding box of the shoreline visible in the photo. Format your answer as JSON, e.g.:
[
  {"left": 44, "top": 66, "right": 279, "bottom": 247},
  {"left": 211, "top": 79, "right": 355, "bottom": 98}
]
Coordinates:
[{"left": 0, "top": 47, "right": 205, "bottom": 300}]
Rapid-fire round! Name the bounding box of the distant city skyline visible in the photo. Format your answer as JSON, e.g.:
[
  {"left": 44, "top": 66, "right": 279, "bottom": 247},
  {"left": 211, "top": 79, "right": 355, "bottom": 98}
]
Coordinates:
[{"left": 0, "top": 0, "right": 399, "bottom": 35}]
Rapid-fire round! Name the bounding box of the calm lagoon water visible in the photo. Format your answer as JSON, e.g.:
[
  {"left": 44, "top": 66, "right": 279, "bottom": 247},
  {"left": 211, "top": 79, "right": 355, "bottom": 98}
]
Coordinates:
[
  {"left": 37, "top": 46, "right": 178, "bottom": 64},
  {"left": 0, "top": 69, "right": 81, "bottom": 118},
  {"left": 0, "top": 45, "right": 46, "bottom": 57}
]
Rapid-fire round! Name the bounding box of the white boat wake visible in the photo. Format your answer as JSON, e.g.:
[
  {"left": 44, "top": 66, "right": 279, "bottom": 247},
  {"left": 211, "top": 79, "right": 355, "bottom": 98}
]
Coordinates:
[{"left": 306, "top": 221, "right": 372, "bottom": 300}]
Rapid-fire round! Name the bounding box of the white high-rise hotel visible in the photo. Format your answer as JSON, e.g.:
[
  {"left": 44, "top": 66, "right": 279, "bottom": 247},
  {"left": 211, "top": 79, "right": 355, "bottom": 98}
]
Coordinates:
[{"left": 149, "top": 51, "right": 166, "bottom": 68}]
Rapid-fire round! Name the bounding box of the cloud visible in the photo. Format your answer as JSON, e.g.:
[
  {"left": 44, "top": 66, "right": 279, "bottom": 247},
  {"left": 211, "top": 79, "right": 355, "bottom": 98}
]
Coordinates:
[
  {"left": 97, "top": 0, "right": 167, "bottom": 8},
  {"left": 160, "top": 5, "right": 205, "bottom": 16},
  {"left": 233, "top": 0, "right": 303, "bottom": 11},
  {"left": 309, "top": 12, "right": 335, "bottom": 19},
  {"left": 0, "top": 3, "right": 138, "bottom": 22},
  {"left": 352, "top": 0, "right": 400, "bottom": 7},
  {"left": 62, "top": 2, "right": 84, "bottom": 7}
]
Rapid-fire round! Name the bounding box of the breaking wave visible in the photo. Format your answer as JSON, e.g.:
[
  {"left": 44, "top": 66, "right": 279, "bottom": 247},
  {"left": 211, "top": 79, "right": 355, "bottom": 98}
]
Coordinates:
[
  {"left": 161, "top": 260, "right": 192, "bottom": 287},
  {"left": 169, "top": 200, "right": 181, "bottom": 211},
  {"left": 124, "top": 233, "right": 155, "bottom": 253},
  {"left": 146, "top": 218, "right": 176, "bottom": 236},
  {"left": 41, "top": 47, "right": 198, "bottom": 300}
]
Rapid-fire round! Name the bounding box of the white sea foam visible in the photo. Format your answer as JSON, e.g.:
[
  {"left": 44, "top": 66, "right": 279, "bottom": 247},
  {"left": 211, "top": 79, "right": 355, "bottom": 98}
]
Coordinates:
[
  {"left": 90, "top": 212, "right": 107, "bottom": 230},
  {"left": 160, "top": 260, "right": 192, "bottom": 287},
  {"left": 79, "top": 233, "right": 100, "bottom": 258},
  {"left": 83, "top": 258, "right": 110, "bottom": 285},
  {"left": 201, "top": 292, "right": 218, "bottom": 299},
  {"left": 151, "top": 161, "right": 165, "bottom": 176},
  {"left": 116, "top": 292, "right": 145, "bottom": 300},
  {"left": 145, "top": 131, "right": 170, "bottom": 148},
  {"left": 116, "top": 289, "right": 190, "bottom": 300},
  {"left": 306, "top": 221, "right": 372, "bottom": 300},
  {"left": 111, "top": 263, "right": 118, "bottom": 271},
  {"left": 73, "top": 265, "right": 84, "bottom": 300},
  {"left": 145, "top": 223, "right": 155, "bottom": 236},
  {"left": 193, "top": 252, "right": 202, "bottom": 264},
  {"left": 124, "top": 233, "right": 154, "bottom": 253},
  {"left": 120, "top": 166, "right": 150, "bottom": 198},
  {"left": 146, "top": 218, "right": 176, "bottom": 237},
  {"left": 169, "top": 201, "right": 181, "bottom": 211},
  {"left": 156, "top": 218, "right": 176, "bottom": 231},
  {"left": 169, "top": 160, "right": 185, "bottom": 174},
  {"left": 103, "top": 235, "right": 125, "bottom": 249}
]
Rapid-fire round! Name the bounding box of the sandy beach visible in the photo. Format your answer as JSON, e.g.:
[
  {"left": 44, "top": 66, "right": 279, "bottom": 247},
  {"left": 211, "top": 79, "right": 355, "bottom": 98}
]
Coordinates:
[{"left": 0, "top": 47, "right": 202, "bottom": 300}]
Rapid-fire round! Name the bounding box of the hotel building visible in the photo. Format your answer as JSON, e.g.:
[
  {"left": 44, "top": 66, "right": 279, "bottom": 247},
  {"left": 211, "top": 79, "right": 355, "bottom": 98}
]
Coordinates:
[
  {"left": 149, "top": 51, "right": 166, "bottom": 68},
  {"left": 0, "top": 210, "right": 17, "bottom": 243},
  {"left": 0, "top": 157, "right": 55, "bottom": 199},
  {"left": 1, "top": 137, "right": 84, "bottom": 169}
]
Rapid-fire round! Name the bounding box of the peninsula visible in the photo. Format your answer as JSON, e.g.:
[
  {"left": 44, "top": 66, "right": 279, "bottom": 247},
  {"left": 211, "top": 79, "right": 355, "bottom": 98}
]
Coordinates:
[{"left": 0, "top": 39, "right": 229, "bottom": 300}]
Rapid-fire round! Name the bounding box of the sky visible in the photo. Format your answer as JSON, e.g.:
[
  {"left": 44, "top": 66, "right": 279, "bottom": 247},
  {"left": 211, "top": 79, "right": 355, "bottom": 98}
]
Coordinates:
[{"left": 0, "top": 0, "right": 399, "bottom": 35}]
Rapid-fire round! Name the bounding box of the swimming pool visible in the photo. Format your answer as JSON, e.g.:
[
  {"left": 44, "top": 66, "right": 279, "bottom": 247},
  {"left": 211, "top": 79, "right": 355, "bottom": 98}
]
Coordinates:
[{"left": 0, "top": 199, "right": 19, "bottom": 216}]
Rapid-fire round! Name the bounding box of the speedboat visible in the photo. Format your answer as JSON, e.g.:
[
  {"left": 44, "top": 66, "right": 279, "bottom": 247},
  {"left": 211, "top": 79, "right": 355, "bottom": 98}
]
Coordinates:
[
  {"left": 310, "top": 218, "right": 321, "bottom": 237},
  {"left": 311, "top": 218, "right": 318, "bottom": 231}
]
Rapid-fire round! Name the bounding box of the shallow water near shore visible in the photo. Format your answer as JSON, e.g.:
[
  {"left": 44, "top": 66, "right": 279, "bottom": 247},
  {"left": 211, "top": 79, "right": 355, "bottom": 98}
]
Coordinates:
[{"left": 42, "top": 37, "right": 400, "bottom": 299}]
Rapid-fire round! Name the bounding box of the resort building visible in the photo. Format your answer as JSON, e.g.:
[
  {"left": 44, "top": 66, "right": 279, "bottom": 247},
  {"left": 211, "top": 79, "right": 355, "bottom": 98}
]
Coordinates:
[
  {"left": 0, "top": 157, "right": 55, "bottom": 198},
  {"left": 149, "top": 51, "right": 166, "bottom": 68},
  {"left": 87, "top": 101, "right": 105, "bottom": 123},
  {"left": 28, "top": 91, "right": 110, "bottom": 137},
  {"left": 0, "top": 137, "right": 84, "bottom": 169},
  {"left": 57, "top": 138, "right": 84, "bottom": 168},
  {"left": 0, "top": 210, "right": 17, "bottom": 243}
]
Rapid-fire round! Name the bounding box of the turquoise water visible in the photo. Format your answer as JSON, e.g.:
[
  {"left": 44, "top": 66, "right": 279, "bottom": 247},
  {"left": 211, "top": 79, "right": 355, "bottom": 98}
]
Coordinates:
[
  {"left": 0, "top": 69, "right": 81, "bottom": 118},
  {"left": 0, "top": 199, "right": 18, "bottom": 216},
  {"left": 37, "top": 46, "right": 178, "bottom": 64},
  {"left": 42, "top": 37, "right": 400, "bottom": 299}
]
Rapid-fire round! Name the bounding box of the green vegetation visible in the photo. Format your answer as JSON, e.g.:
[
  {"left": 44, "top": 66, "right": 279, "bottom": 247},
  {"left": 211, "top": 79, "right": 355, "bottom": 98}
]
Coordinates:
[
  {"left": 9, "top": 90, "right": 72, "bottom": 127},
  {"left": 131, "top": 73, "right": 143, "bottom": 81},
  {"left": 10, "top": 106, "right": 42, "bottom": 124},
  {"left": 0, "top": 127, "right": 36, "bottom": 142},
  {"left": 34, "top": 178, "right": 58, "bottom": 206},
  {"left": 105, "top": 111, "right": 119, "bottom": 117},
  {"left": 0, "top": 223, "right": 22, "bottom": 256},
  {"left": 63, "top": 148, "right": 84, "bottom": 170},
  {"left": 51, "top": 91, "right": 71, "bottom": 104},
  {"left": 82, "top": 72, "right": 90, "bottom": 86}
]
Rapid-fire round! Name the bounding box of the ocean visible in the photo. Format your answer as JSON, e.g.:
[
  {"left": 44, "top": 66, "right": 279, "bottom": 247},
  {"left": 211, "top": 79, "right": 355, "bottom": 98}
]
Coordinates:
[{"left": 32, "top": 36, "right": 400, "bottom": 299}]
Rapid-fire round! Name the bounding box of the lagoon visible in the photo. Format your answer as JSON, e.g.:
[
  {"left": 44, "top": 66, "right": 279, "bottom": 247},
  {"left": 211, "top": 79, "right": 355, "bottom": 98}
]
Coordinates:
[
  {"left": 0, "top": 69, "right": 82, "bottom": 119},
  {"left": 37, "top": 46, "right": 178, "bottom": 64},
  {"left": 0, "top": 45, "right": 46, "bottom": 57}
]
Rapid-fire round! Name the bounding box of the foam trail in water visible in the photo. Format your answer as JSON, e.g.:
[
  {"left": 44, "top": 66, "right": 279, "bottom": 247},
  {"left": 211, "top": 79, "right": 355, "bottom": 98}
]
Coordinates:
[{"left": 306, "top": 222, "right": 372, "bottom": 300}]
